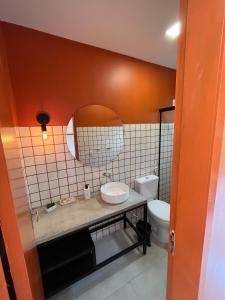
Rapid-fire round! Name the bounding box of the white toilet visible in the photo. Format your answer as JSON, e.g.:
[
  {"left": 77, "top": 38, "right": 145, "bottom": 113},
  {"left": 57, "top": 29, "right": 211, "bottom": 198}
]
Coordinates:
[{"left": 135, "top": 175, "right": 170, "bottom": 248}]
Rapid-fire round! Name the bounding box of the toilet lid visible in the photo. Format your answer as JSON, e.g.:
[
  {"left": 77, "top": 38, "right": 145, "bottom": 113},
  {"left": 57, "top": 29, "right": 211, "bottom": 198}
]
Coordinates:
[{"left": 148, "top": 200, "right": 170, "bottom": 222}]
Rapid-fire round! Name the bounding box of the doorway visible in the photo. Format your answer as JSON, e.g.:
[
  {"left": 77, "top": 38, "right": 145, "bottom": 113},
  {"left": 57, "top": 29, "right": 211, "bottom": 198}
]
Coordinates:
[{"left": 0, "top": 228, "right": 16, "bottom": 300}]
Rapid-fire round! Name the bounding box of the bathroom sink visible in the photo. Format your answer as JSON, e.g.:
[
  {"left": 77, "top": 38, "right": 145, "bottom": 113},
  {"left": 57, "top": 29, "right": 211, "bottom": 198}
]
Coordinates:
[{"left": 101, "top": 182, "right": 129, "bottom": 204}]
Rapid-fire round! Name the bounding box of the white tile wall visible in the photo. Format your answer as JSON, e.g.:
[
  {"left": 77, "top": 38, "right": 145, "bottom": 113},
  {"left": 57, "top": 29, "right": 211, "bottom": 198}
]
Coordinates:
[
  {"left": 1, "top": 127, "right": 30, "bottom": 210},
  {"left": 76, "top": 126, "right": 124, "bottom": 167},
  {"left": 17, "top": 124, "right": 160, "bottom": 209},
  {"left": 159, "top": 123, "right": 174, "bottom": 203}
]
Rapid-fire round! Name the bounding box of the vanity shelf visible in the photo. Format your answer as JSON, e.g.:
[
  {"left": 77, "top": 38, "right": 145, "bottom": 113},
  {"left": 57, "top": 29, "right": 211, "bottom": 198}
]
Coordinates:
[
  {"left": 42, "top": 253, "right": 94, "bottom": 297},
  {"left": 37, "top": 229, "right": 96, "bottom": 297},
  {"left": 38, "top": 229, "right": 95, "bottom": 275}
]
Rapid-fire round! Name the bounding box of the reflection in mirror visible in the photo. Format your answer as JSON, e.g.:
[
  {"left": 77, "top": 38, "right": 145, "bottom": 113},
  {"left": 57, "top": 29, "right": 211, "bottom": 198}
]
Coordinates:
[{"left": 66, "top": 105, "right": 124, "bottom": 167}]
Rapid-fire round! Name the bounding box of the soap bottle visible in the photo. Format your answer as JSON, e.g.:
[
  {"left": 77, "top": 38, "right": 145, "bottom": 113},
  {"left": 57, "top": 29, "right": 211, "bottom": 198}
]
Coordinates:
[{"left": 84, "top": 184, "right": 91, "bottom": 200}]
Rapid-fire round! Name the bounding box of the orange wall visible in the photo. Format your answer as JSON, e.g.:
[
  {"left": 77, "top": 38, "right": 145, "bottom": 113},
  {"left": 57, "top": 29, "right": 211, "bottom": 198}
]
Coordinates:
[
  {"left": 1, "top": 22, "right": 176, "bottom": 126},
  {"left": 0, "top": 24, "right": 44, "bottom": 300}
]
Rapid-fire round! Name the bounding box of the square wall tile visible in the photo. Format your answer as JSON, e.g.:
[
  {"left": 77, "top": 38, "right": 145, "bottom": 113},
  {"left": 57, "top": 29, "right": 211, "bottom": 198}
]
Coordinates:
[
  {"left": 31, "top": 137, "right": 43, "bottom": 147},
  {"left": 43, "top": 136, "right": 54, "bottom": 146},
  {"left": 36, "top": 165, "right": 47, "bottom": 174},
  {"left": 37, "top": 173, "right": 48, "bottom": 183},
  {"left": 46, "top": 154, "right": 56, "bottom": 164},
  {"left": 56, "top": 153, "right": 65, "bottom": 162},
  {"left": 25, "top": 166, "right": 36, "bottom": 176},
  {"left": 27, "top": 175, "right": 38, "bottom": 185},
  {"left": 30, "top": 127, "right": 42, "bottom": 136},
  {"left": 67, "top": 168, "right": 75, "bottom": 177},
  {"left": 55, "top": 144, "right": 64, "bottom": 153},
  {"left": 68, "top": 176, "right": 77, "bottom": 184},
  {"left": 48, "top": 171, "right": 58, "bottom": 181},
  {"left": 44, "top": 145, "right": 55, "bottom": 154},
  {"left": 30, "top": 193, "right": 40, "bottom": 202},
  {"left": 52, "top": 126, "right": 63, "bottom": 135},
  {"left": 39, "top": 182, "right": 49, "bottom": 192},
  {"left": 24, "top": 157, "right": 35, "bottom": 167},
  {"left": 29, "top": 184, "right": 39, "bottom": 194},
  {"left": 33, "top": 146, "right": 44, "bottom": 156},
  {"left": 54, "top": 135, "right": 64, "bottom": 144},
  {"left": 35, "top": 156, "right": 45, "bottom": 165},
  {"left": 31, "top": 201, "right": 42, "bottom": 208},
  {"left": 57, "top": 161, "right": 66, "bottom": 170},
  {"left": 21, "top": 137, "right": 32, "bottom": 147},
  {"left": 60, "top": 186, "right": 69, "bottom": 194},
  {"left": 40, "top": 190, "right": 50, "bottom": 200},
  {"left": 58, "top": 170, "right": 67, "bottom": 179},
  {"left": 69, "top": 184, "right": 77, "bottom": 193},
  {"left": 50, "top": 188, "right": 60, "bottom": 197},
  {"left": 49, "top": 180, "right": 59, "bottom": 189},
  {"left": 47, "top": 163, "right": 57, "bottom": 172},
  {"left": 59, "top": 178, "right": 68, "bottom": 187},
  {"left": 19, "top": 127, "right": 30, "bottom": 137}
]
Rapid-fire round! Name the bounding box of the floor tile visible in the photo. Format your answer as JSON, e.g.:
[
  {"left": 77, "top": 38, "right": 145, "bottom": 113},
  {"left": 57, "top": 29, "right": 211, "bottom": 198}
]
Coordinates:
[
  {"left": 49, "top": 230, "right": 167, "bottom": 300},
  {"left": 129, "top": 257, "right": 167, "bottom": 300},
  {"left": 106, "top": 282, "right": 139, "bottom": 300}
]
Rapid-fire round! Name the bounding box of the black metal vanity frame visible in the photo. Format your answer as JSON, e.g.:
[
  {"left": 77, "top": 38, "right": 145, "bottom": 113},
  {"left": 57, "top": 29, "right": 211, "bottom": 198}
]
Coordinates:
[
  {"left": 38, "top": 202, "right": 148, "bottom": 298},
  {"left": 89, "top": 202, "right": 148, "bottom": 269}
]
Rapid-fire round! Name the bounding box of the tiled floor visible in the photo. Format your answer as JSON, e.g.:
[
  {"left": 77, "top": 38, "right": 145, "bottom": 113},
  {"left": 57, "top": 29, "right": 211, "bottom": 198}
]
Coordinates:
[{"left": 49, "top": 230, "right": 168, "bottom": 300}]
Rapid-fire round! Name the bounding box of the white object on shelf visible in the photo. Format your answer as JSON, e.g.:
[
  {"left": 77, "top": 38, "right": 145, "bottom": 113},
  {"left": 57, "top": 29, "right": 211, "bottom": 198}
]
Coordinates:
[
  {"left": 45, "top": 203, "right": 57, "bottom": 213},
  {"left": 59, "top": 197, "right": 76, "bottom": 206},
  {"left": 101, "top": 182, "right": 129, "bottom": 204},
  {"left": 84, "top": 184, "right": 91, "bottom": 200}
]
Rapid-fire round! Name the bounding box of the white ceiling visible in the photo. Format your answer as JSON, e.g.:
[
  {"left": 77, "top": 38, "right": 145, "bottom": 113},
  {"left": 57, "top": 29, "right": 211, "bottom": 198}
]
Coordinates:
[{"left": 0, "top": 0, "right": 179, "bottom": 69}]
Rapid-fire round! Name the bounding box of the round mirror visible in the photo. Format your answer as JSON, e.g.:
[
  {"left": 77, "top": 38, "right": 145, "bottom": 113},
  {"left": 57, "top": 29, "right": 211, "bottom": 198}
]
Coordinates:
[{"left": 66, "top": 105, "right": 124, "bottom": 167}]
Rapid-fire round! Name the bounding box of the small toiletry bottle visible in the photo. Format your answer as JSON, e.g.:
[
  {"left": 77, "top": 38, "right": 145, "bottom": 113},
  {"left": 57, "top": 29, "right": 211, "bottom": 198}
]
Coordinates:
[{"left": 84, "top": 184, "right": 91, "bottom": 200}]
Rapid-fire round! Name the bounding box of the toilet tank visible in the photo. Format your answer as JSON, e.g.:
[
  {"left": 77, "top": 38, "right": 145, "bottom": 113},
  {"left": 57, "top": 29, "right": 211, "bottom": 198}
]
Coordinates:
[{"left": 134, "top": 175, "right": 159, "bottom": 200}]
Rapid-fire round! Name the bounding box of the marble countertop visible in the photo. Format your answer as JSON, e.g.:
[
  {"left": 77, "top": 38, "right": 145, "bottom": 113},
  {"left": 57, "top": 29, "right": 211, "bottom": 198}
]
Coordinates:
[{"left": 33, "top": 189, "right": 147, "bottom": 244}]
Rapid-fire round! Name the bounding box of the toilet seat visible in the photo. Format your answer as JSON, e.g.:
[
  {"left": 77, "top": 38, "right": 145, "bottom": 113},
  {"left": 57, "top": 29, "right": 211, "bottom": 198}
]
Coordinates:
[{"left": 148, "top": 200, "right": 170, "bottom": 222}]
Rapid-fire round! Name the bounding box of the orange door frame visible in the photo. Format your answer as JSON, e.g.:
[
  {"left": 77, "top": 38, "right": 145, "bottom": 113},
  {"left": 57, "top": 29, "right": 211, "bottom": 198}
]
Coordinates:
[{"left": 167, "top": 0, "right": 225, "bottom": 299}]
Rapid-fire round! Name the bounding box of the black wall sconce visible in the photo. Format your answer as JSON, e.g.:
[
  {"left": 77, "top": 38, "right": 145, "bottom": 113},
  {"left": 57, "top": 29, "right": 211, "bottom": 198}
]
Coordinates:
[{"left": 36, "top": 112, "right": 50, "bottom": 140}]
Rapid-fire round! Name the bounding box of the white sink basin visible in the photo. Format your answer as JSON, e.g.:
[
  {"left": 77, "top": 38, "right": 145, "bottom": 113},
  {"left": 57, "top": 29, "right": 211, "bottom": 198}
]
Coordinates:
[{"left": 101, "top": 182, "right": 129, "bottom": 204}]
